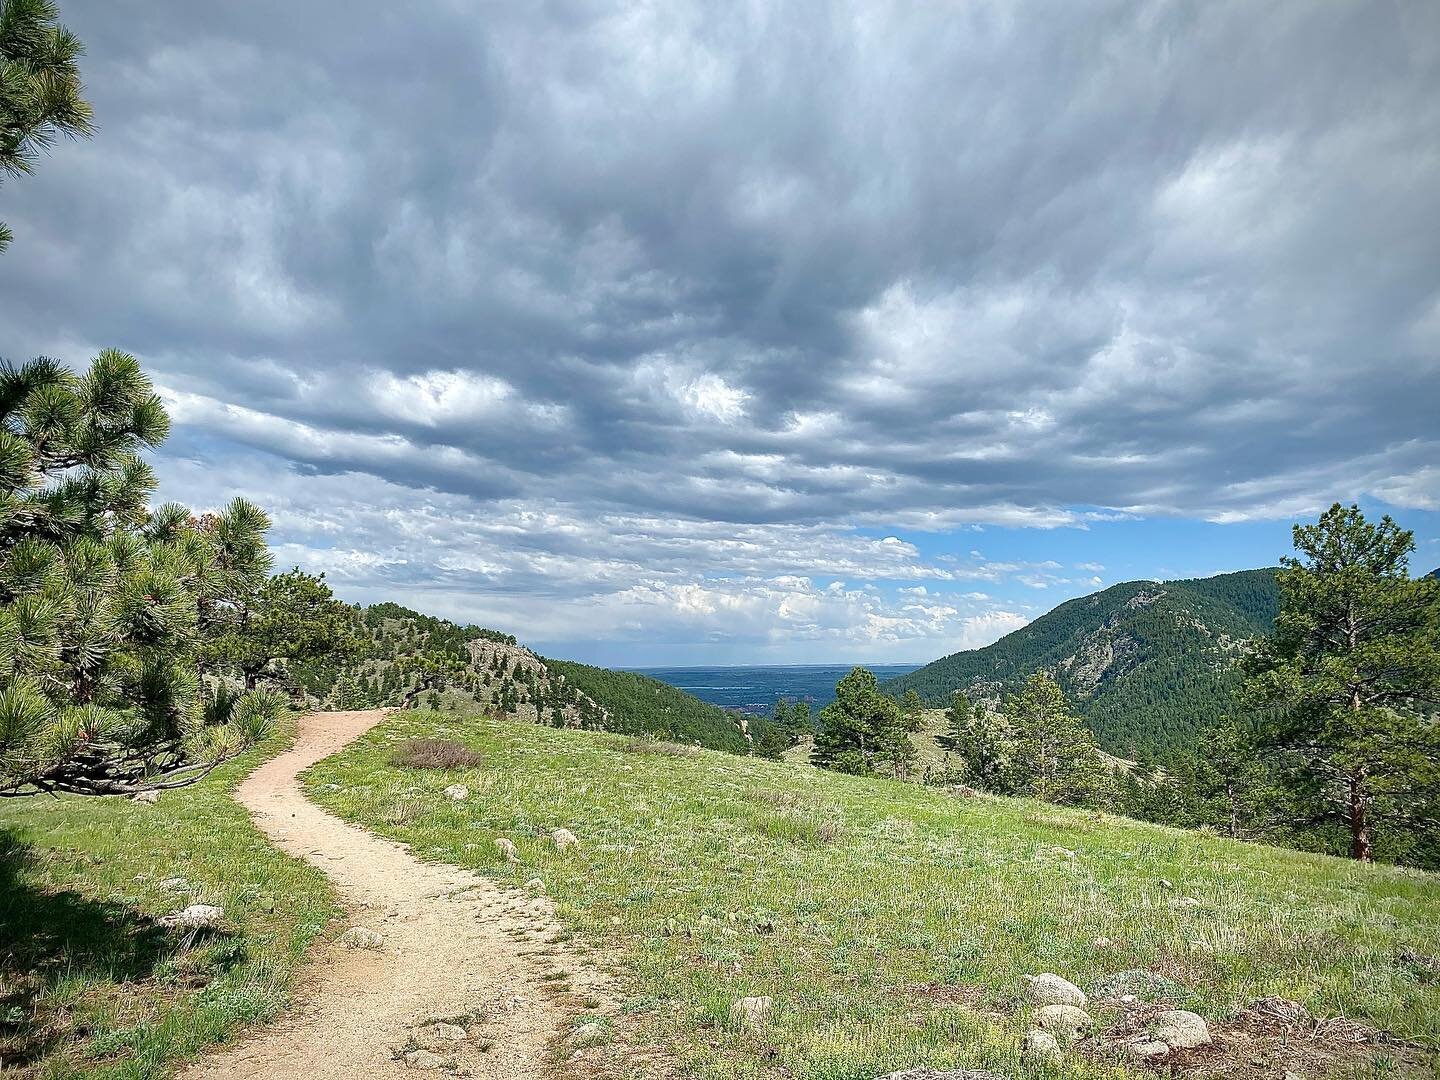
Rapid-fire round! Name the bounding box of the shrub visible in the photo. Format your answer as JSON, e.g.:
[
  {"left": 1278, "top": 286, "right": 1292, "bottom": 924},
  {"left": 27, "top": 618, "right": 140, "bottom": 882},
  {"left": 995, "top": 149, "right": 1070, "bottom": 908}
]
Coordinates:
[{"left": 389, "top": 738, "right": 483, "bottom": 770}]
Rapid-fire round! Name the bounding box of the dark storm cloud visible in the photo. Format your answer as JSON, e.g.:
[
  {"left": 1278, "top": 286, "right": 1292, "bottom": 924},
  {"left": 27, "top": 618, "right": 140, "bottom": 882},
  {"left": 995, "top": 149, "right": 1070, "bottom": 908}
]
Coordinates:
[{"left": 3, "top": 0, "right": 1438, "bottom": 650}]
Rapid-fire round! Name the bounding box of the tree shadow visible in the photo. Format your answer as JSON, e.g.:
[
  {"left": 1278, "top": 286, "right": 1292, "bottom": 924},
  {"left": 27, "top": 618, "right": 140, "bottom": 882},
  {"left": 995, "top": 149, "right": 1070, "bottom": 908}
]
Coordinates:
[{"left": 0, "top": 829, "right": 176, "bottom": 1066}]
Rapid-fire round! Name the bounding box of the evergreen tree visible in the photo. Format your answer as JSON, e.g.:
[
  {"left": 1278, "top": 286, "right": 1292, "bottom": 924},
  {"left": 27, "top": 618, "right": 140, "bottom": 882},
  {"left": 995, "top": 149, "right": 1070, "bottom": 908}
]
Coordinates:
[
  {"left": 1004, "top": 672, "right": 1109, "bottom": 805},
  {"left": 937, "top": 690, "right": 973, "bottom": 751},
  {"left": 0, "top": 0, "right": 94, "bottom": 253},
  {"left": 1245, "top": 503, "right": 1440, "bottom": 862},
  {"left": 812, "top": 667, "right": 913, "bottom": 776},
  {"left": 0, "top": 354, "right": 281, "bottom": 794},
  {"left": 951, "top": 703, "right": 1013, "bottom": 791},
  {"left": 205, "top": 567, "right": 361, "bottom": 690}
]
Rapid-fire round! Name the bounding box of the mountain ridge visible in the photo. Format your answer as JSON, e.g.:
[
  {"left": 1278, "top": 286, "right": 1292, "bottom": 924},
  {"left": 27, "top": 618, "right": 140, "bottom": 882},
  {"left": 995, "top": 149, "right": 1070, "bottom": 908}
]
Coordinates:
[
  {"left": 290, "top": 602, "right": 748, "bottom": 752},
  {"left": 882, "top": 567, "right": 1281, "bottom": 760}
]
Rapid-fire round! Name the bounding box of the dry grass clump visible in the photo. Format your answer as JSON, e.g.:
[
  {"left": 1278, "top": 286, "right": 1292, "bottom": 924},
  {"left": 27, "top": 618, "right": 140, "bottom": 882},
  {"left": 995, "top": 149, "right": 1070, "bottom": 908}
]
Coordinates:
[
  {"left": 385, "top": 794, "right": 428, "bottom": 826},
  {"left": 390, "top": 738, "right": 484, "bottom": 770}
]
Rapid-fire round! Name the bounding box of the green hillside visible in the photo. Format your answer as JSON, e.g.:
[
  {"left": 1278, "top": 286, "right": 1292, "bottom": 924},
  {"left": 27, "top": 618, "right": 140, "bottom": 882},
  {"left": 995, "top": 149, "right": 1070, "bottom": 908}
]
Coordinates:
[
  {"left": 289, "top": 603, "right": 745, "bottom": 753},
  {"left": 306, "top": 708, "right": 1440, "bottom": 1079},
  {"left": 542, "top": 659, "right": 748, "bottom": 752},
  {"left": 884, "top": 568, "right": 1279, "bottom": 760}
]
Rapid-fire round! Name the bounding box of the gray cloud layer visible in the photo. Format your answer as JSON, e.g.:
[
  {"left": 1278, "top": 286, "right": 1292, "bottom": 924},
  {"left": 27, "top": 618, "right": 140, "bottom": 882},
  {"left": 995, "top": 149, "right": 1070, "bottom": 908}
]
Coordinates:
[{"left": 3, "top": 1, "right": 1438, "bottom": 656}]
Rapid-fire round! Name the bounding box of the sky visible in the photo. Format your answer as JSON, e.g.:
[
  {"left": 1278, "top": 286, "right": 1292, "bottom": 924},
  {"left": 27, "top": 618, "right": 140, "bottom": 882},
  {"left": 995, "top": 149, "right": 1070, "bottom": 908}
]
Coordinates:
[{"left": 3, "top": 1, "right": 1438, "bottom": 666}]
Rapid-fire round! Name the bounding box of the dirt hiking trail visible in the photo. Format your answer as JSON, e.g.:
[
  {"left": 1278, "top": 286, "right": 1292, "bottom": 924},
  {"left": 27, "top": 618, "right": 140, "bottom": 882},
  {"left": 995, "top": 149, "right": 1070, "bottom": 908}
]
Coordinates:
[{"left": 182, "top": 710, "right": 639, "bottom": 1080}]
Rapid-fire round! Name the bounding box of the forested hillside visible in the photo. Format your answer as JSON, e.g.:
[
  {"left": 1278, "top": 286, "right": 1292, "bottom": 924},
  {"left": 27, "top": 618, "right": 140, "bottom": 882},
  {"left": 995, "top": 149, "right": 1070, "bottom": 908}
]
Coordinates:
[
  {"left": 544, "top": 660, "right": 748, "bottom": 751},
  {"left": 289, "top": 604, "right": 746, "bottom": 752},
  {"left": 883, "top": 568, "right": 1279, "bottom": 760}
]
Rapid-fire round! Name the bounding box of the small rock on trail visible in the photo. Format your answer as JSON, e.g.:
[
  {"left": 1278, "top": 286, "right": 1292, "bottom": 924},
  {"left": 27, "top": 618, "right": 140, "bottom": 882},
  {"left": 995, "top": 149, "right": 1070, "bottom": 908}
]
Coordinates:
[{"left": 340, "top": 926, "right": 385, "bottom": 950}]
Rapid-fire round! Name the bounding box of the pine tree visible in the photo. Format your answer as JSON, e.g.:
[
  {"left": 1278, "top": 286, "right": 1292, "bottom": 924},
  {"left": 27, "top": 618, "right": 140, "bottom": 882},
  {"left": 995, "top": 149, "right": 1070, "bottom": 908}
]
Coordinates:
[
  {"left": 0, "top": 354, "right": 281, "bottom": 794},
  {"left": 1245, "top": 503, "right": 1440, "bottom": 862},
  {"left": 812, "top": 667, "right": 914, "bottom": 776},
  {"left": 0, "top": 0, "right": 94, "bottom": 253},
  {"left": 951, "top": 703, "right": 1013, "bottom": 791},
  {"left": 204, "top": 567, "right": 361, "bottom": 690},
  {"left": 937, "top": 690, "right": 972, "bottom": 751},
  {"left": 1004, "top": 672, "right": 1109, "bottom": 805}
]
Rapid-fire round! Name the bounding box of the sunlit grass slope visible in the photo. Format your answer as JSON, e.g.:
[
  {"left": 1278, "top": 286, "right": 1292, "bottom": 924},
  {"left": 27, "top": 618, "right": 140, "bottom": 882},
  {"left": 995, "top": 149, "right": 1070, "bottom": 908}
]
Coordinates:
[
  {"left": 0, "top": 727, "right": 337, "bottom": 1080},
  {"left": 304, "top": 711, "right": 1440, "bottom": 1080}
]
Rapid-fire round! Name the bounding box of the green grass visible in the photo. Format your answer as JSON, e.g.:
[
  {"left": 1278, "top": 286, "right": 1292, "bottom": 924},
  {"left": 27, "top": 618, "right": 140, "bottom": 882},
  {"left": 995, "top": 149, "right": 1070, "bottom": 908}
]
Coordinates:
[
  {"left": 0, "top": 725, "right": 337, "bottom": 1079},
  {"left": 304, "top": 711, "right": 1440, "bottom": 1079}
]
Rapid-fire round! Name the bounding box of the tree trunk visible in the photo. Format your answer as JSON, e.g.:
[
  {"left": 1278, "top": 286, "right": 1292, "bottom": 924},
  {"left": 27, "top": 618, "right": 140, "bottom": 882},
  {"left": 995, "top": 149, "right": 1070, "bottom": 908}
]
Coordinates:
[{"left": 1348, "top": 768, "right": 1373, "bottom": 862}]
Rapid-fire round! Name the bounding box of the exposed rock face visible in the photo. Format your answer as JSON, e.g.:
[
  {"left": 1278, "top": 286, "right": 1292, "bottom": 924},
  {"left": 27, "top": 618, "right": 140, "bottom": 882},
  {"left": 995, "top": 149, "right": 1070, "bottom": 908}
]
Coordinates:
[
  {"left": 467, "top": 639, "right": 547, "bottom": 679},
  {"left": 1034, "top": 1003, "right": 1092, "bottom": 1040},
  {"left": 729, "top": 996, "right": 773, "bottom": 1027},
  {"left": 1153, "top": 1009, "right": 1211, "bottom": 1049},
  {"left": 463, "top": 639, "right": 610, "bottom": 728},
  {"left": 1022, "top": 972, "right": 1087, "bottom": 1007},
  {"left": 1063, "top": 630, "right": 1139, "bottom": 697}
]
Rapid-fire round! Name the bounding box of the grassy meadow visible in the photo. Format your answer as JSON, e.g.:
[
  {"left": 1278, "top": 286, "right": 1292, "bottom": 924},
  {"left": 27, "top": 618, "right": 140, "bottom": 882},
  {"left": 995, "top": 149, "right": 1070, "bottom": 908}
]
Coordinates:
[
  {"left": 305, "top": 710, "right": 1440, "bottom": 1080},
  {"left": 0, "top": 726, "right": 337, "bottom": 1079}
]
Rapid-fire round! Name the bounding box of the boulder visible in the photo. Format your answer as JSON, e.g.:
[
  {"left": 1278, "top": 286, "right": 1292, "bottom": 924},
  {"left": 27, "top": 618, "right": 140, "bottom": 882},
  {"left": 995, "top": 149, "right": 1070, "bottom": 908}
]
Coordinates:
[
  {"left": 1170, "top": 895, "right": 1202, "bottom": 909},
  {"left": 159, "top": 904, "right": 224, "bottom": 930},
  {"left": 552, "top": 827, "right": 579, "bottom": 850},
  {"left": 523, "top": 877, "right": 546, "bottom": 892},
  {"left": 341, "top": 926, "right": 385, "bottom": 950},
  {"left": 1128, "top": 1040, "right": 1170, "bottom": 1060},
  {"left": 1034, "top": 1003, "right": 1092, "bottom": 1041},
  {"left": 1022, "top": 972, "right": 1087, "bottom": 1007},
  {"left": 130, "top": 789, "right": 161, "bottom": 804},
  {"left": 1022, "top": 1028, "right": 1062, "bottom": 1063},
  {"left": 729, "top": 995, "right": 773, "bottom": 1027},
  {"left": 158, "top": 877, "right": 191, "bottom": 892},
  {"left": 404, "top": 1049, "right": 444, "bottom": 1069},
  {"left": 494, "top": 837, "right": 519, "bottom": 863},
  {"left": 442, "top": 784, "right": 469, "bottom": 801},
  {"left": 1154, "top": 1009, "right": 1211, "bottom": 1049}
]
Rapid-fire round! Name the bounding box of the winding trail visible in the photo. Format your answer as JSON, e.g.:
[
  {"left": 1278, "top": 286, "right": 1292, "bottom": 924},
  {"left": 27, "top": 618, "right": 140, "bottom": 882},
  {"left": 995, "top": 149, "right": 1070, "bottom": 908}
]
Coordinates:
[{"left": 182, "top": 710, "right": 616, "bottom": 1080}]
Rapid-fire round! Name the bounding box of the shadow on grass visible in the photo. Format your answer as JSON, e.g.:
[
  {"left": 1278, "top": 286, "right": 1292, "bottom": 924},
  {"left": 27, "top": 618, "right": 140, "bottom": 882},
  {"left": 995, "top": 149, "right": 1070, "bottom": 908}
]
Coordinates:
[{"left": 0, "top": 828, "right": 177, "bottom": 1067}]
